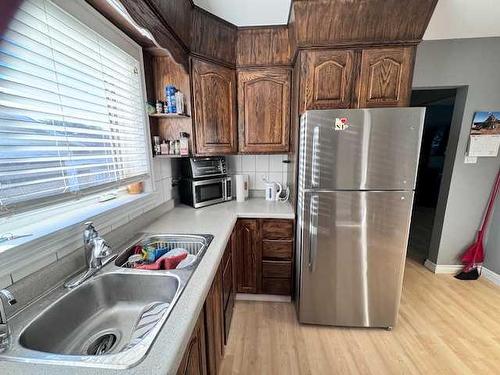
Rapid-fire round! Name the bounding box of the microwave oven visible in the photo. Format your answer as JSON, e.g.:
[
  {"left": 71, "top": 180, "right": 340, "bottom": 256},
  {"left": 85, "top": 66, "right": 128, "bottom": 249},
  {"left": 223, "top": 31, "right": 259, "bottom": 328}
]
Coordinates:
[
  {"left": 179, "top": 176, "right": 232, "bottom": 208},
  {"left": 179, "top": 157, "right": 232, "bottom": 208}
]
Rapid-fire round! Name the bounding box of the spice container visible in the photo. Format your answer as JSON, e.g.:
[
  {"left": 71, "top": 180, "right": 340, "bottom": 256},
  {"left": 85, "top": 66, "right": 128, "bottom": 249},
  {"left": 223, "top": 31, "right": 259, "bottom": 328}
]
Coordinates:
[
  {"left": 179, "top": 132, "right": 189, "bottom": 156},
  {"left": 160, "top": 140, "right": 169, "bottom": 155},
  {"left": 155, "top": 100, "right": 163, "bottom": 114}
]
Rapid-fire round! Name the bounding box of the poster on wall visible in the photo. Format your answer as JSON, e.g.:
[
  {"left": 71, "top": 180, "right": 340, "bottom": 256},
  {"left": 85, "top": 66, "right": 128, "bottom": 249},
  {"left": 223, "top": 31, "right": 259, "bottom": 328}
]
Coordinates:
[{"left": 468, "top": 112, "right": 500, "bottom": 157}]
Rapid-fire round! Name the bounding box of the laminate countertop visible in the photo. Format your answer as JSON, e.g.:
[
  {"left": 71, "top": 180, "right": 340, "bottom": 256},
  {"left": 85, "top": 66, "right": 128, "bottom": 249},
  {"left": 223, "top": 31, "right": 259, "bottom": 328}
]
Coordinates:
[{"left": 0, "top": 199, "right": 294, "bottom": 375}]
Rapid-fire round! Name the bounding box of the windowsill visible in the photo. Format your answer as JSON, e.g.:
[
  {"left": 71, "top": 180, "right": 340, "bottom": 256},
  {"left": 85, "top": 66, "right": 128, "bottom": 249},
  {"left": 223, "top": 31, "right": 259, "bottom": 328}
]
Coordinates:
[{"left": 0, "top": 191, "right": 152, "bottom": 255}]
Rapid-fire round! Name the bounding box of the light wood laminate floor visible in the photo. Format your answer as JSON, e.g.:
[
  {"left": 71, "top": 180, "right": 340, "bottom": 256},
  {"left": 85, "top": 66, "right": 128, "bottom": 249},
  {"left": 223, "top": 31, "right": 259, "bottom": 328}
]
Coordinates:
[{"left": 220, "top": 259, "right": 500, "bottom": 374}]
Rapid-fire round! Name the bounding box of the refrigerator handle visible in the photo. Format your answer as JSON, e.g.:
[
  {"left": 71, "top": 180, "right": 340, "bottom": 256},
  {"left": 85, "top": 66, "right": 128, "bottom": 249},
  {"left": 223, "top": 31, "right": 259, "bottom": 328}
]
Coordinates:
[
  {"left": 308, "top": 195, "right": 318, "bottom": 272},
  {"left": 311, "top": 126, "right": 320, "bottom": 188}
]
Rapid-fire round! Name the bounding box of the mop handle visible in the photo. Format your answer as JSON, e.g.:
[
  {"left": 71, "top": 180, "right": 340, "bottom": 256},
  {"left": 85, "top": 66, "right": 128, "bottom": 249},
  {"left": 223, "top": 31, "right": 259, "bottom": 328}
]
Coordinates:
[{"left": 479, "top": 169, "right": 500, "bottom": 233}]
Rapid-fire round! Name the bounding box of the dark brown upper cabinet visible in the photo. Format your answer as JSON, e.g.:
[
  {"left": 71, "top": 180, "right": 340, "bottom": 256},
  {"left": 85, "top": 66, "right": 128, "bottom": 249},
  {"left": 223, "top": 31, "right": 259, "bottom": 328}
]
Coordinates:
[
  {"left": 237, "top": 68, "right": 291, "bottom": 153},
  {"left": 300, "top": 49, "right": 356, "bottom": 113},
  {"left": 355, "top": 47, "right": 415, "bottom": 108},
  {"left": 191, "top": 58, "right": 238, "bottom": 155}
]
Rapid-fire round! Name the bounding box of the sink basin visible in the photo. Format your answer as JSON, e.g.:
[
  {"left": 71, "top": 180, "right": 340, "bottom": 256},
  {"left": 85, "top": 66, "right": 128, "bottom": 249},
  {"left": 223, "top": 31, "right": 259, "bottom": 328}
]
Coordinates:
[
  {"left": 0, "top": 233, "right": 214, "bottom": 369},
  {"left": 19, "top": 273, "right": 180, "bottom": 356}
]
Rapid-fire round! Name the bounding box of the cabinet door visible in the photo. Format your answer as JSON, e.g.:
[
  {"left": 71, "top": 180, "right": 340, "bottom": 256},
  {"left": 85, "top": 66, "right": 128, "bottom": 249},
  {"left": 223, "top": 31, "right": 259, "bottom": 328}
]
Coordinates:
[
  {"left": 300, "top": 49, "right": 356, "bottom": 113},
  {"left": 177, "top": 309, "right": 207, "bottom": 375},
  {"left": 191, "top": 58, "right": 238, "bottom": 155},
  {"left": 204, "top": 266, "right": 224, "bottom": 375},
  {"left": 235, "top": 219, "right": 260, "bottom": 293},
  {"left": 238, "top": 69, "right": 291, "bottom": 153},
  {"left": 356, "top": 47, "right": 415, "bottom": 108},
  {"left": 222, "top": 240, "right": 235, "bottom": 344}
]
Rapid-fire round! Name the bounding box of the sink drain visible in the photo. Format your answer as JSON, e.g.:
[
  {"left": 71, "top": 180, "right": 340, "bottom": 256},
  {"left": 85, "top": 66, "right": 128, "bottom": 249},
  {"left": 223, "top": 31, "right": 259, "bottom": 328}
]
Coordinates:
[{"left": 86, "top": 333, "right": 117, "bottom": 355}]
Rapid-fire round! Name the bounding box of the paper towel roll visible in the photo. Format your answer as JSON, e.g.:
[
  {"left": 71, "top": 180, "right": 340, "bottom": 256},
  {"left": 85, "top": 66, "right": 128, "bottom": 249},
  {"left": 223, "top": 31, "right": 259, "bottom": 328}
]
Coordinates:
[{"left": 235, "top": 174, "right": 249, "bottom": 202}]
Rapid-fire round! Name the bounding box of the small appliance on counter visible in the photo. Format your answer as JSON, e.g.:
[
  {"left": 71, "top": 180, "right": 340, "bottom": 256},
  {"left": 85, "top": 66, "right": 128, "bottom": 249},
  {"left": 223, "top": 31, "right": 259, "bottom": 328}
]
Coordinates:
[
  {"left": 179, "top": 156, "right": 232, "bottom": 208},
  {"left": 234, "top": 174, "right": 249, "bottom": 202},
  {"left": 264, "top": 180, "right": 282, "bottom": 201}
]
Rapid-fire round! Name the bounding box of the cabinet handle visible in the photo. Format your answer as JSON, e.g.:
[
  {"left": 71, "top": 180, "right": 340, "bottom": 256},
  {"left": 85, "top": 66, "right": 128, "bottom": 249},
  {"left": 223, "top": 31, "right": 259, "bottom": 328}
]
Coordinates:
[{"left": 308, "top": 195, "right": 318, "bottom": 272}]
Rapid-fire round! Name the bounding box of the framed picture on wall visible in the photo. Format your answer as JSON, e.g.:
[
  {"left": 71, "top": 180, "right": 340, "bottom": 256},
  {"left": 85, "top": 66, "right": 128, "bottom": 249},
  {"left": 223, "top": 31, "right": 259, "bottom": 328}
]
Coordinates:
[{"left": 468, "top": 112, "right": 500, "bottom": 157}]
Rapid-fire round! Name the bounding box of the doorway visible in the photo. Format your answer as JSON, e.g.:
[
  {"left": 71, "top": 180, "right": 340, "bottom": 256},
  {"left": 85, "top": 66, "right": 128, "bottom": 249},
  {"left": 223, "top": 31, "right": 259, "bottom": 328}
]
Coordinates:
[{"left": 408, "top": 89, "right": 457, "bottom": 262}]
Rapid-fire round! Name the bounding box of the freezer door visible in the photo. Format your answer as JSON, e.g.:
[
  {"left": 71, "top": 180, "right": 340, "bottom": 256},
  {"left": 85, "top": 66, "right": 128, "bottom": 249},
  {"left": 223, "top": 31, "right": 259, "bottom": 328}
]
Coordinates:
[
  {"left": 298, "top": 190, "right": 414, "bottom": 327},
  {"left": 298, "top": 108, "right": 424, "bottom": 190}
]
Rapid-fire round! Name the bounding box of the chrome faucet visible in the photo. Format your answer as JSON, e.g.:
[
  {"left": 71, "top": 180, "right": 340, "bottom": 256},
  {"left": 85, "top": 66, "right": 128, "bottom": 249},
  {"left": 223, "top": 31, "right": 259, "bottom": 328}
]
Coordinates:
[
  {"left": 0, "top": 289, "right": 17, "bottom": 353},
  {"left": 83, "top": 221, "right": 99, "bottom": 267},
  {"left": 64, "top": 222, "right": 112, "bottom": 289}
]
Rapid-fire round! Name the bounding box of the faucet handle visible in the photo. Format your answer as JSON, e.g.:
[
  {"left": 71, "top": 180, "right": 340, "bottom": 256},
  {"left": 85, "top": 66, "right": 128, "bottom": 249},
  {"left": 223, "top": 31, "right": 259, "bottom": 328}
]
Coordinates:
[
  {"left": 94, "top": 238, "right": 111, "bottom": 258},
  {"left": 84, "top": 221, "right": 95, "bottom": 230},
  {"left": 0, "top": 290, "right": 16, "bottom": 306}
]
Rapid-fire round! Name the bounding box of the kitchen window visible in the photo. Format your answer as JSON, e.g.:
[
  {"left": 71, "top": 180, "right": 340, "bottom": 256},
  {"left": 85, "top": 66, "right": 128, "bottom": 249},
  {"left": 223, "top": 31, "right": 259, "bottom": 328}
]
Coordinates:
[{"left": 0, "top": 0, "right": 150, "bottom": 215}]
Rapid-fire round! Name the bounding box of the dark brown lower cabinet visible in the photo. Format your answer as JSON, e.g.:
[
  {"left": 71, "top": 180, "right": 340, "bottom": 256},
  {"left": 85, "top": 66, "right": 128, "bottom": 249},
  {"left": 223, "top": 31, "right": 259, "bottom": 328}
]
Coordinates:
[
  {"left": 222, "top": 232, "right": 236, "bottom": 344},
  {"left": 176, "top": 309, "right": 207, "bottom": 375},
  {"left": 204, "top": 265, "right": 224, "bottom": 375},
  {"left": 235, "top": 219, "right": 260, "bottom": 293},
  {"left": 234, "top": 218, "right": 294, "bottom": 296}
]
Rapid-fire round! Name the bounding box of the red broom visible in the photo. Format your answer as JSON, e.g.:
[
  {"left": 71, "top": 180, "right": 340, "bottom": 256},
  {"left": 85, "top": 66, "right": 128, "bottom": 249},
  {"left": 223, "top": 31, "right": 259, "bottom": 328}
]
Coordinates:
[{"left": 455, "top": 168, "right": 500, "bottom": 280}]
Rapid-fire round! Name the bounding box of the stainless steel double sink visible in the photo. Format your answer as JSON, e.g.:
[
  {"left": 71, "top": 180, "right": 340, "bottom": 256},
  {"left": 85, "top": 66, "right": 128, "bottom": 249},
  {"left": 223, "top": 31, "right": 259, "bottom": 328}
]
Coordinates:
[{"left": 0, "top": 233, "right": 213, "bottom": 369}]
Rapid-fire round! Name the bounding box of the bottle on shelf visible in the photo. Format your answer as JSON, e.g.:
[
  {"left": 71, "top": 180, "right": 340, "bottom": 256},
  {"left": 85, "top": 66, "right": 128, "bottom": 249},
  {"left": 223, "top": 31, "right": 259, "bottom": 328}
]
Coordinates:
[
  {"left": 175, "top": 91, "right": 184, "bottom": 115},
  {"left": 155, "top": 100, "right": 163, "bottom": 114},
  {"left": 153, "top": 136, "right": 161, "bottom": 156},
  {"left": 160, "top": 140, "right": 169, "bottom": 155},
  {"left": 179, "top": 132, "right": 189, "bottom": 156}
]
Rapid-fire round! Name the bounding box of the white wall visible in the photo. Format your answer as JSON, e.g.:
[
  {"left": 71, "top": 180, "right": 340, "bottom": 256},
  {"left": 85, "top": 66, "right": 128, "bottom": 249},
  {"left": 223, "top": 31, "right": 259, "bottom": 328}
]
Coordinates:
[{"left": 226, "top": 154, "right": 289, "bottom": 190}]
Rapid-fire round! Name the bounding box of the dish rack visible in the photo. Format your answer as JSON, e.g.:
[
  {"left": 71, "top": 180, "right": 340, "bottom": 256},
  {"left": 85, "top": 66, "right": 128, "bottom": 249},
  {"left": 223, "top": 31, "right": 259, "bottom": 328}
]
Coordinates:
[{"left": 115, "top": 234, "right": 213, "bottom": 268}]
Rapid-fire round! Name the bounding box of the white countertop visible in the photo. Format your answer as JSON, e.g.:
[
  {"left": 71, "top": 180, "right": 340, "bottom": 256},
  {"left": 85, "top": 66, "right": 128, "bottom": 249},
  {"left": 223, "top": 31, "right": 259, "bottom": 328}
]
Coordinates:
[{"left": 0, "top": 199, "right": 294, "bottom": 375}]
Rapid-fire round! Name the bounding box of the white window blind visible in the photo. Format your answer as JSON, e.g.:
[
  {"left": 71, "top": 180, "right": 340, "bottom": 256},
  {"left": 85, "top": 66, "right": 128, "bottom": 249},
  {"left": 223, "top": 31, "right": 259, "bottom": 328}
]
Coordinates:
[{"left": 0, "top": 0, "right": 149, "bottom": 213}]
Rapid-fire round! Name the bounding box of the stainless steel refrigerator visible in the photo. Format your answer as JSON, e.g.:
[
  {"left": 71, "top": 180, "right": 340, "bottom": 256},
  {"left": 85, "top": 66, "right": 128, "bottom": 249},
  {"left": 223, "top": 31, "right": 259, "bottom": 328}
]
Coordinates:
[{"left": 295, "top": 108, "right": 425, "bottom": 329}]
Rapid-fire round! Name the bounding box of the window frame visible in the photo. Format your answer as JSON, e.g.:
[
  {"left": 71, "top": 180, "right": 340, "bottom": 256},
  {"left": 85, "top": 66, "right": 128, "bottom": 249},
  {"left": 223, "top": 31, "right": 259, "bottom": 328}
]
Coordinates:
[{"left": 0, "top": 0, "right": 154, "bottom": 216}]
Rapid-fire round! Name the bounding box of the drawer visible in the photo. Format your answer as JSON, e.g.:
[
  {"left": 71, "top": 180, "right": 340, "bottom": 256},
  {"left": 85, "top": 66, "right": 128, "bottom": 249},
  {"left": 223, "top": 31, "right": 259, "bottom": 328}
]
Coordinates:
[
  {"left": 262, "top": 260, "right": 292, "bottom": 278},
  {"left": 262, "top": 240, "right": 293, "bottom": 260},
  {"left": 262, "top": 219, "right": 293, "bottom": 240},
  {"left": 262, "top": 278, "right": 291, "bottom": 295}
]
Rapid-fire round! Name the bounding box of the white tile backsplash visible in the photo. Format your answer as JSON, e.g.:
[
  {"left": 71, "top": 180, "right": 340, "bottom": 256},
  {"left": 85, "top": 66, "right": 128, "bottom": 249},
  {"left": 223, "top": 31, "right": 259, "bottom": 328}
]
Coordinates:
[
  {"left": 269, "top": 154, "right": 284, "bottom": 172},
  {"left": 255, "top": 172, "right": 268, "bottom": 190},
  {"left": 226, "top": 154, "right": 289, "bottom": 190},
  {"left": 255, "top": 155, "right": 269, "bottom": 172},
  {"left": 160, "top": 159, "right": 172, "bottom": 178},
  {"left": 226, "top": 155, "right": 239, "bottom": 172},
  {"left": 241, "top": 155, "right": 256, "bottom": 172},
  {"left": 268, "top": 171, "right": 283, "bottom": 185}
]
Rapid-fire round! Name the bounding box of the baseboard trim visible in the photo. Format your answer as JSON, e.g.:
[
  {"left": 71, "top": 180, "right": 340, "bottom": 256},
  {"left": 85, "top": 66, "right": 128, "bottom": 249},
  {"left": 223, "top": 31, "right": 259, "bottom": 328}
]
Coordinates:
[
  {"left": 424, "top": 259, "right": 500, "bottom": 286},
  {"left": 424, "top": 259, "right": 463, "bottom": 274},
  {"left": 482, "top": 267, "right": 500, "bottom": 286},
  {"left": 236, "top": 293, "right": 291, "bottom": 303}
]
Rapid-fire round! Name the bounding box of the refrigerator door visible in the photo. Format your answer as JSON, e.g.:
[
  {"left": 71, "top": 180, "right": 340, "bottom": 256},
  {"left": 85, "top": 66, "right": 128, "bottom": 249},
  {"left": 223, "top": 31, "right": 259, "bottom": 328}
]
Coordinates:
[
  {"left": 299, "top": 108, "right": 424, "bottom": 190},
  {"left": 297, "top": 190, "right": 414, "bottom": 327}
]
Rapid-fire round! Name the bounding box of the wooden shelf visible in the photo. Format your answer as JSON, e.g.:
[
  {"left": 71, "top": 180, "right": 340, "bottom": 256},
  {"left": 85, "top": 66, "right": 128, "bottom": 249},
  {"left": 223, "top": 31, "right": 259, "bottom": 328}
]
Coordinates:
[
  {"left": 149, "top": 113, "right": 190, "bottom": 118},
  {"left": 153, "top": 154, "right": 191, "bottom": 158}
]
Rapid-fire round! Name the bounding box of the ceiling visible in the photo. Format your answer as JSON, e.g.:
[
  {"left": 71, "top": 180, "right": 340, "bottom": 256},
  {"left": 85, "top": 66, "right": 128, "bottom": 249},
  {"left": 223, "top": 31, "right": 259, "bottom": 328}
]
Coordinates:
[
  {"left": 193, "top": 0, "right": 291, "bottom": 26},
  {"left": 193, "top": 0, "right": 500, "bottom": 40}
]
